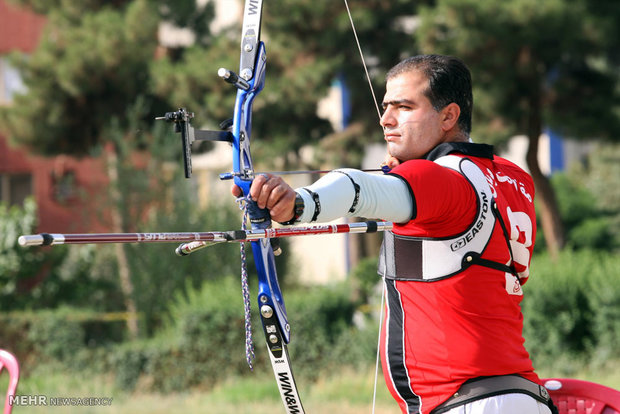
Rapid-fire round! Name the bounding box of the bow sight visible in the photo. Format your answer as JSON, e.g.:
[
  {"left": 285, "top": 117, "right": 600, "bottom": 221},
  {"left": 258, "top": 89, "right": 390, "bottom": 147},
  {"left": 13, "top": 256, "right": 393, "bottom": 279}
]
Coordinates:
[{"left": 156, "top": 108, "right": 234, "bottom": 178}]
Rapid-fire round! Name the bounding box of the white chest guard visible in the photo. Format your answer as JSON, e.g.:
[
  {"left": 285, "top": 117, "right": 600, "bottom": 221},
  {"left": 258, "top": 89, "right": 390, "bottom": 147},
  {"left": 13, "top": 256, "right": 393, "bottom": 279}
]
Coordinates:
[{"left": 378, "top": 155, "right": 514, "bottom": 281}]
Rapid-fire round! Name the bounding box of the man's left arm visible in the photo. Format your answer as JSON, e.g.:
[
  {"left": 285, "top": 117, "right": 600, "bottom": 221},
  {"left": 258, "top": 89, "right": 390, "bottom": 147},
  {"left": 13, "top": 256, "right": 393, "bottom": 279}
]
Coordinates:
[{"left": 236, "top": 170, "right": 413, "bottom": 224}]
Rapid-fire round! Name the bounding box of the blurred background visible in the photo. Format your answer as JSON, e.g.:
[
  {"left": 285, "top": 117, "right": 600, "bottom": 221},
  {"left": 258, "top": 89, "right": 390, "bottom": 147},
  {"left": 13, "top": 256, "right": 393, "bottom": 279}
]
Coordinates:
[{"left": 1, "top": 0, "right": 619, "bottom": 412}]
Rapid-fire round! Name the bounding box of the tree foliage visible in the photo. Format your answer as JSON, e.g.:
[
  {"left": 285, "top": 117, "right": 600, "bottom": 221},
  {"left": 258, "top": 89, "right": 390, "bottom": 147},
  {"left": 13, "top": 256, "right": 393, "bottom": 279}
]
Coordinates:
[
  {"left": 557, "top": 142, "right": 620, "bottom": 250},
  {"left": 2, "top": 0, "right": 423, "bottom": 168},
  {"left": 2, "top": 0, "right": 160, "bottom": 155},
  {"left": 258, "top": 0, "right": 417, "bottom": 167},
  {"left": 414, "top": 0, "right": 620, "bottom": 255},
  {"left": 0, "top": 199, "right": 125, "bottom": 312},
  {"left": 416, "top": 0, "right": 620, "bottom": 144},
  {"left": 151, "top": 0, "right": 422, "bottom": 169}
]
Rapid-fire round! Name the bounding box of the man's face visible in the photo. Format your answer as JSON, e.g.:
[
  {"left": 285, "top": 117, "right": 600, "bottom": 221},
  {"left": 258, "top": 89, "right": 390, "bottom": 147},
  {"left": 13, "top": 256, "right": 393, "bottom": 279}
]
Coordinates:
[{"left": 380, "top": 70, "right": 449, "bottom": 161}]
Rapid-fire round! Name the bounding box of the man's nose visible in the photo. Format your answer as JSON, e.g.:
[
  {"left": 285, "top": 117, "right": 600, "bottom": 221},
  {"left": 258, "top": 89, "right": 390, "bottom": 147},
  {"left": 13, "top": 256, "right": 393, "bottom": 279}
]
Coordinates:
[{"left": 380, "top": 107, "right": 395, "bottom": 129}]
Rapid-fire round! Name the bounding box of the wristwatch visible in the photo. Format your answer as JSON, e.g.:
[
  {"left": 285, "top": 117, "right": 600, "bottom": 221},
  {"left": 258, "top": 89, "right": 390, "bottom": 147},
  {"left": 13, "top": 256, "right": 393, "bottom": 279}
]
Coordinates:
[{"left": 278, "top": 193, "right": 304, "bottom": 225}]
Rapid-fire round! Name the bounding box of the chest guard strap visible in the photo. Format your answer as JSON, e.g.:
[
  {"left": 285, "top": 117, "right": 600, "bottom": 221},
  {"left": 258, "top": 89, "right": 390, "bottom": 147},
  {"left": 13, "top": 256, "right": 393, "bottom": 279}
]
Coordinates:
[{"left": 378, "top": 156, "right": 515, "bottom": 281}]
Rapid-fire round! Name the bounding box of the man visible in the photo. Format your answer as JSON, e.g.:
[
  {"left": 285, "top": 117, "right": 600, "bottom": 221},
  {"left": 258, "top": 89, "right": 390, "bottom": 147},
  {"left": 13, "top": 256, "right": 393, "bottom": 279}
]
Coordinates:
[{"left": 233, "top": 54, "right": 554, "bottom": 414}]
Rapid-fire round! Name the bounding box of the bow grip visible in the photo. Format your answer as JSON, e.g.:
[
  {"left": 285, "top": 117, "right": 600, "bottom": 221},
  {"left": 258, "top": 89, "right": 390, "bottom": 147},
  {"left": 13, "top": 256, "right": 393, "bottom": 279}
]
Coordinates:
[
  {"left": 246, "top": 198, "right": 282, "bottom": 255},
  {"left": 245, "top": 198, "right": 272, "bottom": 230},
  {"left": 235, "top": 178, "right": 271, "bottom": 230}
]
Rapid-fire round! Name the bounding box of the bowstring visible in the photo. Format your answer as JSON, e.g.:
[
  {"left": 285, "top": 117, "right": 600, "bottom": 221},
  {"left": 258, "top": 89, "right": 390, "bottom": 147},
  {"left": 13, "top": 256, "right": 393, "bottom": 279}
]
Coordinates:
[
  {"left": 372, "top": 279, "right": 387, "bottom": 414},
  {"left": 237, "top": 196, "right": 255, "bottom": 370},
  {"left": 343, "top": 0, "right": 383, "bottom": 122},
  {"left": 342, "top": 2, "right": 385, "bottom": 412}
]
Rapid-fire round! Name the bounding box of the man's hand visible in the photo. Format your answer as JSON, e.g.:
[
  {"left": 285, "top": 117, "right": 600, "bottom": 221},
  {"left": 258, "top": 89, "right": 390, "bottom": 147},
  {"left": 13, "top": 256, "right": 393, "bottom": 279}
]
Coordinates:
[
  {"left": 231, "top": 174, "right": 297, "bottom": 223},
  {"left": 384, "top": 154, "right": 401, "bottom": 169}
]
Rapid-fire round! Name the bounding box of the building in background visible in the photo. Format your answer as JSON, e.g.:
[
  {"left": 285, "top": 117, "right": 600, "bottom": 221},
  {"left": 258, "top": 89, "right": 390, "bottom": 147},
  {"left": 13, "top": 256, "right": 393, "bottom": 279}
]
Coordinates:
[
  {"left": 0, "top": 0, "right": 111, "bottom": 233},
  {"left": 501, "top": 130, "right": 593, "bottom": 176}
]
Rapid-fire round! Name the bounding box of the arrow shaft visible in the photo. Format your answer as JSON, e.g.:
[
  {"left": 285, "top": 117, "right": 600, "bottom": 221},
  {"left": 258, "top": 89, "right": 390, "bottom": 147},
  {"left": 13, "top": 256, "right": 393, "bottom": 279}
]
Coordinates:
[
  {"left": 18, "top": 231, "right": 229, "bottom": 246},
  {"left": 19, "top": 221, "right": 393, "bottom": 249}
]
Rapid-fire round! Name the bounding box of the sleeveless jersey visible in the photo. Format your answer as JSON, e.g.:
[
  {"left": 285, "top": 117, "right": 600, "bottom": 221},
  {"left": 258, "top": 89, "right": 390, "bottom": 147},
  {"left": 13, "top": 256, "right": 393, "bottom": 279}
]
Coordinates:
[{"left": 379, "top": 142, "right": 539, "bottom": 414}]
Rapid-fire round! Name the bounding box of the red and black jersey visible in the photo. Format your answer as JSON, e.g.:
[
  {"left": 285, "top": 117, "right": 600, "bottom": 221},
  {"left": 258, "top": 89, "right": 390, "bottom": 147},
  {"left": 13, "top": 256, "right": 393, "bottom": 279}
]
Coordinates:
[{"left": 379, "top": 142, "right": 539, "bottom": 414}]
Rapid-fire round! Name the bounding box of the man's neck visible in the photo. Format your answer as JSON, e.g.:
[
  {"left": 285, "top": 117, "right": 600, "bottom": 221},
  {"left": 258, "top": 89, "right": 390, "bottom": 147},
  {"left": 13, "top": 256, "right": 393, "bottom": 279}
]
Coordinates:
[{"left": 446, "top": 129, "right": 470, "bottom": 143}]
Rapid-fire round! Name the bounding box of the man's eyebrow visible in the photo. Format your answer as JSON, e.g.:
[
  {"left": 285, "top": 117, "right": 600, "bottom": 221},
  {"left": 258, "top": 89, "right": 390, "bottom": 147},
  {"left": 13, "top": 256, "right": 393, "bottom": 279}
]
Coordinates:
[{"left": 381, "top": 99, "right": 416, "bottom": 108}]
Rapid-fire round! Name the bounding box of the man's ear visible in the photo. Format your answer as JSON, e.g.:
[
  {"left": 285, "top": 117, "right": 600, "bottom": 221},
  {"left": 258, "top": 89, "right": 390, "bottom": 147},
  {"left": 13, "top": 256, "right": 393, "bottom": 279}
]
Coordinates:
[{"left": 441, "top": 103, "right": 461, "bottom": 131}]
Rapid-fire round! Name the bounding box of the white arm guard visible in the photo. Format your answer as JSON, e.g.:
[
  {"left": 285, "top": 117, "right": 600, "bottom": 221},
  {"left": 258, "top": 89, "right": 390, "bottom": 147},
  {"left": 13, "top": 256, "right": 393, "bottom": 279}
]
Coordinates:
[{"left": 296, "top": 169, "right": 412, "bottom": 224}]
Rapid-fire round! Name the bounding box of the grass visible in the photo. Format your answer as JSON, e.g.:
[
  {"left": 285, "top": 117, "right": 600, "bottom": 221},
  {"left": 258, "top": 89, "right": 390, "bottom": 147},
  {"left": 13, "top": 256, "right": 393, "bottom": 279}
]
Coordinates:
[
  {"left": 536, "top": 358, "right": 620, "bottom": 389},
  {"left": 3, "top": 365, "right": 398, "bottom": 414},
  {"left": 3, "top": 361, "right": 619, "bottom": 413}
]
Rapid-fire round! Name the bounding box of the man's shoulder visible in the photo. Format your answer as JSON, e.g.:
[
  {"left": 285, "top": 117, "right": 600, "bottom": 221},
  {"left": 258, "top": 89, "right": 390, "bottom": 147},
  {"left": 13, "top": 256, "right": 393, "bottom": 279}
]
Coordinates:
[
  {"left": 490, "top": 155, "right": 536, "bottom": 202},
  {"left": 492, "top": 155, "right": 531, "bottom": 177}
]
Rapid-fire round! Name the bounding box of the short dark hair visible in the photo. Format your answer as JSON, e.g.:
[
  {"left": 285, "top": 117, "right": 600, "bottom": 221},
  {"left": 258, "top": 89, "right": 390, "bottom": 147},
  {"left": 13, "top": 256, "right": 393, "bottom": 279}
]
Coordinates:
[{"left": 386, "top": 55, "right": 473, "bottom": 134}]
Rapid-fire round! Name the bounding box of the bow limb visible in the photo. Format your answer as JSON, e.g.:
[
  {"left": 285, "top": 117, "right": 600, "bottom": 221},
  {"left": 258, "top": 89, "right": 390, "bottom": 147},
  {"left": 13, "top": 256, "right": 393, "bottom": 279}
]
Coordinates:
[{"left": 231, "top": 1, "right": 305, "bottom": 412}]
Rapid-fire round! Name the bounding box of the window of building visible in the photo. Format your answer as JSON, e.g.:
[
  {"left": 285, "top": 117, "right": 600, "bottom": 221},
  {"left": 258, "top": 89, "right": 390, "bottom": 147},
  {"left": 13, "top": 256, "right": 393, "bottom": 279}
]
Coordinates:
[
  {"left": 0, "top": 56, "right": 26, "bottom": 105},
  {"left": 0, "top": 173, "right": 32, "bottom": 206},
  {"left": 52, "top": 170, "right": 78, "bottom": 203}
]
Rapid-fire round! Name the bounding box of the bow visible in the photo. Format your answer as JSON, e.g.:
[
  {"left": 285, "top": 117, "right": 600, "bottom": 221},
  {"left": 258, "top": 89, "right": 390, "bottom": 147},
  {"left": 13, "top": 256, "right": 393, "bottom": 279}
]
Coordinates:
[
  {"left": 18, "top": 2, "right": 385, "bottom": 412},
  {"left": 152, "top": 3, "right": 383, "bottom": 412},
  {"left": 161, "top": 1, "right": 303, "bottom": 412}
]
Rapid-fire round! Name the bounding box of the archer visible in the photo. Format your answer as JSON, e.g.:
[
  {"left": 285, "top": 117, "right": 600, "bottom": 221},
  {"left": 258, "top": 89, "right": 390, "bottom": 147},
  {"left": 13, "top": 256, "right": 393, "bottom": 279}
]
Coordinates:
[{"left": 235, "top": 54, "right": 557, "bottom": 414}]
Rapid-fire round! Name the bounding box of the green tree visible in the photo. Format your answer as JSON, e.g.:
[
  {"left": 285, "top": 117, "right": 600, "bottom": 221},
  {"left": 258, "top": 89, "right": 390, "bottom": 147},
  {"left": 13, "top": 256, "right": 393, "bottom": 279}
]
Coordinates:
[
  {"left": 1, "top": 0, "right": 164, "bottom": 337},
  {"left": 416, "top": 0, "right": 620, "bottom": 257},
  {"left": 2, "top": 0, "right": 161, "bottom": 154},
  {"left": 0, "top": 0, "right": 216, "bottom": 338},
  {"left": 0, "top": 199, "right": 49, "bottom": 308},
  {"left": 151, "top": 0, "right": 421, "bottom": 171},
  {"left": 0, "top": 0, "right": 304, "bottom": 336},
  {"left": 3, "top": 0, "right": 422, "bottom": 175},
  {"left": 560, "top": 142, "right": 620, "bottom": 250},
  {"left": 0, "top": 199, "right": 125, "bottom": 312}
]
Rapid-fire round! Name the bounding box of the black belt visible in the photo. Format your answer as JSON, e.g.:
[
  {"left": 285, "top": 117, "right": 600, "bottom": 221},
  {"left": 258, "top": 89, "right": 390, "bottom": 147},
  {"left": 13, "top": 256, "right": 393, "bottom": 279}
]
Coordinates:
[{"left": 431, "top": 375, "right": 551, "bottom": 414}]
